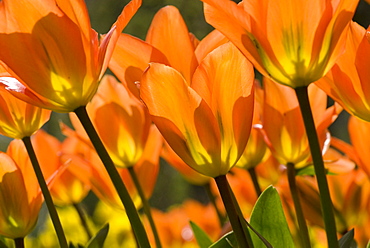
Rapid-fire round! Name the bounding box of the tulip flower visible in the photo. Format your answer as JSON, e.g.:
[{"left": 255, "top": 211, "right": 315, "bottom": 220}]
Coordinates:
[
  {"left": 0, "top": 138, "right": 64, "bottom": 240},
  {"left": 201, "top": 0, "right": 358, "bottom": 88},
  {"left": 262, "top": 77, "right": 341, "bottom": 168},
  {"left": 0, "top": 0, "right": 141, "bottom": 113},
  {"left": 30, "top": 130, "right": 91, "bottom": 206},
  {"left": 0, "top": 151, "right": 41, "bottom": 240},
  {"left": 0, "top": 68, "right": 51, "bottom": 140},
  {"left": 61, "top": 125, "right": 161, "bottom": 210},
  {"left": 84, "top": 75, "right": 153, "bottom": 169},
  {"left": 0, "top": 87, "right": 51, "bottom": 140},
  {"left": 141, "top": 42, "right": 254, "bottom": 178},
  {"left": 316, "top": 22, "right": 370, "bottom": 121}
]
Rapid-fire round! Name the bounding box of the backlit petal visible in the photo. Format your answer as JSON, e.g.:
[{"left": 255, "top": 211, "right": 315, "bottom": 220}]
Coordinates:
[{"left": 146, "top": 6, "right": 198, "bottom": 84}]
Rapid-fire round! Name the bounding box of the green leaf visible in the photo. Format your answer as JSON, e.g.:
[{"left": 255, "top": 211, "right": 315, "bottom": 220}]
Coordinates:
[
  {"left": 297, "top": 165, "right": 335, "bottom": 176},
  {"left": 209, "top": 231, "right": 237, "bottom": 248},
  {"left": 250, "top": 185, "right": 294, "bottom": 248},
  {"left": 86, "top": 223, "right": 109, "bottom": 248},
  {"left": 339, "top": 229, "right": 356, "bottom": 248},
  {"left": 189, "top": 221, "right": 213, "bottom": 248},
  {"left": 296, "top": 165, "right": 316, "bottom": 176}
]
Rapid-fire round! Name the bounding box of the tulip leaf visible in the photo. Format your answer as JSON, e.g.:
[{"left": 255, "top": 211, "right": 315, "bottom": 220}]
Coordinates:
[
  {"left": 86, "top": 223, "right": 109, "bottom": 248},
  {"left": 296, "top": 165, "right": 316, "bottom": 176},
  {"left": 190, "top": 221, "right": 213, "bottom": 248},
  {"left": 297, "top": 165, "right": 335, "bottom": 176},
  {"left": 338, "top": 229, "right": 356, "bottom": 248},
  {"left": 209, "top": 231, "right": 237, "bottom": 248},
  {"left": 250, "top": 185, "right": 294, "bottom": 248}
]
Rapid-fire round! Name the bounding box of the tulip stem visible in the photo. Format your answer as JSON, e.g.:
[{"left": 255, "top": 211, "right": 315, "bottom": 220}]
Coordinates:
[
  {"left": 248, "top": 168, "right": 262, "bottom": 197},
  {"left": 22, "top": 137, "right": 68, "bottom": 248},
  {"left": 73, "top": 203, "right": 92, "bottom": 240},
  {"left": 74, "top": 106, "right": 150, "bottom": 248},
  {"left": 214, "top": 175, "right": 251, "bottom": 248},
  {"left": 204, "top": 182, "right": 225, "bottom": 227},
  {"left": 286, "top": 162, "right": 311, "bottom": 248},
  {"left": 127, "top": 166, "right": 162, "bottom": 248},
  {"left": 14, "top": 238, "right": 24, "bottom": 248},
  {"left": 295, "top": 86, "right": 338, "bottom": 248}
]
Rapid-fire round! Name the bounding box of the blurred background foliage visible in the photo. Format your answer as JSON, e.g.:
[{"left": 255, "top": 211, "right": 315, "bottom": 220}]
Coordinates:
[{"left": 0, "top": 0, "right": 369, "bottom": 226}]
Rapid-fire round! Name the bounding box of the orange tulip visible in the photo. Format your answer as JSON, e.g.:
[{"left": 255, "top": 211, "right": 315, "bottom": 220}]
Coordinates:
[
  {"left": 0, "top": 152, "right": 41, "bottom": 239},
  {"left": 316, "top": 22, "right": 370, "bottom": 121},
  {"left": 61, "top": 124, "right": 162, "bottom": 210},
  {"left": 0, "top": 66, "right": 50, "bottom": 139},
  {"left": 141, "top": 42, "right": 254, "bottom": 178},
  {"left": 67, "top": 74, "right": 156, "bottom": 169},
  {"left": 202, "top": 0, "right": 358, "bottom": 88},
  {"left": 31, "top": 130, "right": 90, "bottom": 206},
  {"left": 0, "top": 0, "right": 141, "bottom": 112},
  {"left": 262, "top": 77, "right": 341, "bottom": 168},
  {"left": 0, "top": 86, "right": 50, "bottom": 139},
  {"left": 0, "top": 138, "right": 64, "bottom": 239},
  {"left": 83, "top": 75, "right": 153, "bottom": 168}
]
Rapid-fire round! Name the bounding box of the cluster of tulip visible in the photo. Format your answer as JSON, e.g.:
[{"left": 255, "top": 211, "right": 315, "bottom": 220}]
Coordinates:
[{"left": 0, "top": 0, "right": 369, "bottom": 247}]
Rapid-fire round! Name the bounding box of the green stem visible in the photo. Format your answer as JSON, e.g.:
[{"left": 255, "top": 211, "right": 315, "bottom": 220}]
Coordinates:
[
  {"left": 73, "top": 203, "right": 92, "bottom": 240},
  {"left": 286, "top": 162, "right": 311, "bottom": 248},
  {"left": 22, "top": 137, "right": 68, "bottom": 248},
  {"left": 214, "top": 175, "right": 250, "bottom": 248},
  {"left": 74, "top": 106, "right": 150, "bottom": 247},
  {"left": 247, "top": 168, "right": 262, "bottom": 197},
  {"left": 14, "top": 237, "right": 24, "bottom": 248},
  {"left": 295, "top": 86, "right": 338, "bottom": 248},
  {"left": 127, "top": 166, "right": 162, "bottom": 248},
  {"left": 226, "top": 179, "right": 255, "bottom": 248},
  {"left": 204, "top": 182, "right": 225, "bottom": 227}
]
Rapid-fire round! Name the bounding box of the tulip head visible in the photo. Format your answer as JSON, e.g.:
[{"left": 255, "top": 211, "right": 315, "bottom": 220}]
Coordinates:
[
  {"left": 0, "top": 0, "right": 141, "bottom": 112},
  {"left": 141, "top": 42, "right": 254, "bottom": 177},
  {"left": 0, "top": 81, "right": 50, "bottom": 139},
  {"left": 202, "top": 0, "right": 358, "bottom": 88}
]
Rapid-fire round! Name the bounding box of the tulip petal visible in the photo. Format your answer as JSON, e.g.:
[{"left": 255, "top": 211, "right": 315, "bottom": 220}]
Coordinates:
[
  {"left": 146, "top": 6, "right": 198, "bottom": 84},
  {"left": 100, "top": 0, "right": 142, "bottom": 78}
]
